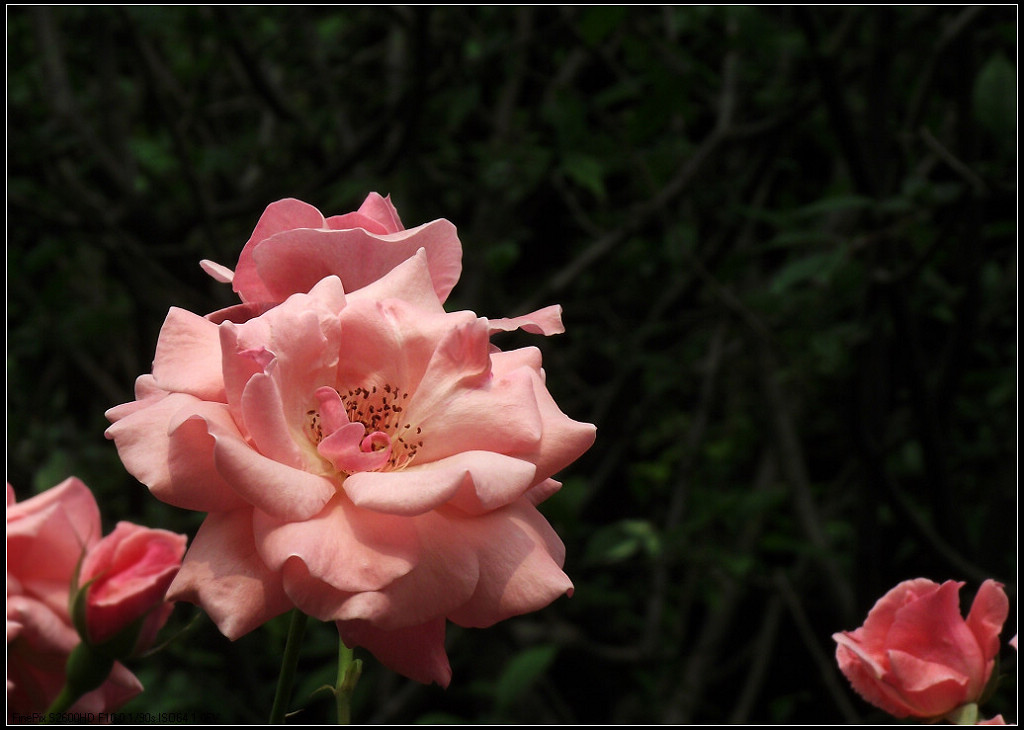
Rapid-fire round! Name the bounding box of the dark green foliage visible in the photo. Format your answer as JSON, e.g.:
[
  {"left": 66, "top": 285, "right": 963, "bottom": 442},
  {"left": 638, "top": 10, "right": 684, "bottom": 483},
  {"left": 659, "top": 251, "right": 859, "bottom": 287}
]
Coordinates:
[{"left": 7, "top": 6, "right": 1016, "bottom": 724}]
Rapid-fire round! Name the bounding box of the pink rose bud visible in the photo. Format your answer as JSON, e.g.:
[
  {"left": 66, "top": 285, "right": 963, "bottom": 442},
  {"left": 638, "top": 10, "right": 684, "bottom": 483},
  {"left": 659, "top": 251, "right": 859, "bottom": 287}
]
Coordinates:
[
  {"left": 7, "top": 479, "right": 145, "bottom": 716},
  {"left": 833, "top": 579, "right": 1009, "bottom": 720},
  {"left": 76, "top": 522, "right": 187, "bottom": 653}
]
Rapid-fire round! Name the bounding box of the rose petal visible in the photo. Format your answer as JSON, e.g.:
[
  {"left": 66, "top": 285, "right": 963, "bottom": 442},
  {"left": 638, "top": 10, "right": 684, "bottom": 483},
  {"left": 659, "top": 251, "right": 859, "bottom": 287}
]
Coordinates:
[
  {"left": 199, "top": 259, "right": 235, "bottom": 283},
  {"left": 253, "top": 219, "right": 462, "bottom": 304},
  {"left": 152, "top": 307, "right": 226, "bottom": 401},
  {"left": 79, "top": 522, "right": 186, "bottom": 646},
  {"left": 107, "top": 392, "right": 246, "bottom": 513},
  {"left": 168, "top": 509, "right": 292, "bottom": 640},
  {"left": 337, "top": 617, "right": 451, "bottom": 687},
  {"left": 887, "top": 581, "right": 986, "bottom": 698},
  {"left": 488, "top": 304, "right": 566, "bottom": 336},
  {"left": 232, "top": 198, "right": 328, "bottom": 303},
  {"left": 965, "top": 579, "right": 1010, "bottom": 664},
  {"left": 518, "top": 367, "right": 597, "bottom": 483},
  {"left": 409, "top": 329, "right": 546, "bottom": 464},
  {"left": 834, "top": 635, "right": 918, "bottom": 718},
  {"left": 344, "top": 248, "right": 447, "bottom": 314},
  {"left": 886, "top": 648, "right": 970, "bottom": 717},
  {"left": 6, "top": 478, "right": 103, "bottom": 617},
  {"left": 254, "top": 495, "right": 418, "bottom": 599},
  {"left": 445, "top": 498, "right": 572, "bottom": 628},
  {"left": 343, "top": 451, "right": 536, "bottom": 516}
]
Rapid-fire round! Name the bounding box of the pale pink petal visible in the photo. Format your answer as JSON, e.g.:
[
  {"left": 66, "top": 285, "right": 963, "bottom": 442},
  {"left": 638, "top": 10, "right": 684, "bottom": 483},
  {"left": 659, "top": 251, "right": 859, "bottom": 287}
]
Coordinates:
[
  {"left": 965, "top": 580, "right": 1009, "bottom": 664},
  {"left": 252, "top": 219, "right": 462, "bottom": 303},
  {"left": 106, "top": 392, "right": 246, "bottom": 513},
  {"left": 855, "top": 579, "right": 943, "bottom": 656},
  {"left": 232, "top": 198, "right": 327, "bottom": 303},
  {"left": 523, "top": 478, "right": 563, "bottom": 507},
  {"left": 333, "top": 298, "right": 476, "bottom": 398},
  {"left": 488, "top": 305, "right": 566, "bottom": 336},
  {"left": 343, "top": 451, "right": 535, "bottom": 516},
  {"left": 6, "top": 478, "right": 102, "bottom": 616},
  {"left": 445, "top": 499, "right": 572, "bottom": 629},
  {"left": 337, "top": 618, "right": 451, "bottom": 687},
  {"left": 518, "top": 367, "right": 597, "bottom": 483},
  {"left": 978, "top": 715, "right": 1008, "bottom": 724},
  {"left": 886, "top": 648, "right": 970, "bottom": 717},
  {"left": 239, "top": 368, "right": 315, "bottom": 470},
  {"left": 353, "top": 191, "right": 404, "bottom": 232},
  {"left": 201, "top": 404, "right": 337, "bottom": 522},
  {"left": 152, "top": 307, "right": 226, "bottom": 401},
  {"left": 323, "top": 211, "right": 391, "bottom": 235},
  {"left": 834, "top": 637, "right": 917, "bottom": 718},
  {"left": 409, "top": 328, "right": 546, "bottom": 464},
  {"left": 887, "top": 581, "right": 986, "bottom": 698},
  {"left": 221, "top": 277, "right": 346, "bottom": 417},
  {"left": 199, "top": 259, "right": 235, "bottom": 283},
  {"left": 489, "top": 346, "right": 544, "bottom": 378},
  {"left": 167, "top": 510, "right": 291, "bottom": 640},
  {"left": 253, "top": 496, "right": 418, "bottom": 598},
  {"left": 318, "top": 423, "right": 390, "bottom": 473},
  {"left": 205, "top": 301, "right": 276, "bottom": 325},
  {"left": 325, "top": 192, "right": 404, "bottom": 235},
  {"left": 344, "top": 248, "right": 446, "bottom": 314}
]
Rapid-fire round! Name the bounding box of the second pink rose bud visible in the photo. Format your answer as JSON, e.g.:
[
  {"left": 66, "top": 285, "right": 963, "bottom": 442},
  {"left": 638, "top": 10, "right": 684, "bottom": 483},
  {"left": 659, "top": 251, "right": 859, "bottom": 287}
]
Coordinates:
[{"left": 76, "top": 521, "right": 187, "bottom": 655}]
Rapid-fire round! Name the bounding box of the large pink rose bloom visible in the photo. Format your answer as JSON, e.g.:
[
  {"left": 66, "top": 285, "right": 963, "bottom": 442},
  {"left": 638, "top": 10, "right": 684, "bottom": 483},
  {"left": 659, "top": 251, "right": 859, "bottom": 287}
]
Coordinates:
[
  {"left": 6, "top": 480, "right": 143, "bottom": 719},
  {"left": 200, "top": 193, "right": 463, "bottom": 308},
  {"left": 105, "top": 252, "right": 596, "bottom": 686},
  {"left": 833, "top": 578, "right": 1009, "bottom": 720}
]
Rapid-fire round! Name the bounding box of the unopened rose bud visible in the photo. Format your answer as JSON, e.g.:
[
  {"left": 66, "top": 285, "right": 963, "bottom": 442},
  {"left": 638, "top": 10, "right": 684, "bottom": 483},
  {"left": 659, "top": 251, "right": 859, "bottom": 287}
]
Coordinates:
[{"left": 74, "top": 521, "right": 186, "bottom": 657}]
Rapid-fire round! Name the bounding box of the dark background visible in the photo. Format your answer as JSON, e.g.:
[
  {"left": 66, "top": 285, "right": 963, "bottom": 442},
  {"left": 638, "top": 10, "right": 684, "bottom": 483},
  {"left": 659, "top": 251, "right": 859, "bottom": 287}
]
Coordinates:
[{"left": 7, "top": 6, "right": 1017, "bottom": 724}]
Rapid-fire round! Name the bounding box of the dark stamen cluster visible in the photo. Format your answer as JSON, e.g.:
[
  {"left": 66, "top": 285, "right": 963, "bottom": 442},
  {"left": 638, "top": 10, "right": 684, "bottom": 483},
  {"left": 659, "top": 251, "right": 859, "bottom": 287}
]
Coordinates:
[{"left": 342, "top": 383, "right": 423, "bottom": 470}]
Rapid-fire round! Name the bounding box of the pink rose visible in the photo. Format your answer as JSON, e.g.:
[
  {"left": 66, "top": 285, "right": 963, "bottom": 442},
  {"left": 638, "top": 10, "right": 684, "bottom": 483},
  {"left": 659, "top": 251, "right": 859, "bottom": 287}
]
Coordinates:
[
  {"left": 833, "top": 578, "right": 1009, "bottom": 720},
  {"left": 200, "top": 193, "right": 463, "bottom": 309},
  {"left": 6, "top": 480, "right": 143, "bottom": 718},
  {"left": 105, "top": 252, "right": 596, "bottom": 686},
  {"left": 78, "top": 522, "right": 186, "bottom": 650}
]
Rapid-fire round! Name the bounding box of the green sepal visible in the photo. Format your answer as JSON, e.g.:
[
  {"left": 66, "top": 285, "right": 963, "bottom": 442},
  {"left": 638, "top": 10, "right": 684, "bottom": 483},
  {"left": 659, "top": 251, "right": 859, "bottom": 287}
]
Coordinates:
[
  {"left": 64, "top": 641, "right": 116, "bottom": 698},
  {"left": 68, "top": 576, "right": 97, "bottom": 646},
  {"left": 944, "top": 702, "right": 979, "bottom": 725}
]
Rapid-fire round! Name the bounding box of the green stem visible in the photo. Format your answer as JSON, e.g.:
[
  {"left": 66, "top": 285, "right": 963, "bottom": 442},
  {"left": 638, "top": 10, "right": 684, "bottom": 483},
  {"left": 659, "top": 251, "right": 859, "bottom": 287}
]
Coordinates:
[
  {"left": 335, "top": 637, "right": 362, "bottom": 725},
  {"left": 42, "top": 642, "right": 114, "bottom": 723},
  {"left": 42, "top": 685, "right": 79, "bottom": 722},
  {"left": 269, "top": 610, "right": 309, "bottom": 724}
]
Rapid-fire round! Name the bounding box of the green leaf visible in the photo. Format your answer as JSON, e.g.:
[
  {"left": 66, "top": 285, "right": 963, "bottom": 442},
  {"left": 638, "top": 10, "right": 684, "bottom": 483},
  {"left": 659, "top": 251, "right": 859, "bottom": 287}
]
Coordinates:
[
  {"left": 562, "top": 152, "right": 607, "bottom": 200},
  {"left": 585, "top": 519, "right": 661, "bottom": 564},
  {"left": 769, "top": 248, "right": 846, "bottom": 295},
  {"left": 973, "top": 54, "right": 1016, "bottom": 139},
  {"left": 578, "top": 6, "right": 628, "bottom": 45},
  {"left": 494, "top": 645, "right": 559, "bottom": 712}
]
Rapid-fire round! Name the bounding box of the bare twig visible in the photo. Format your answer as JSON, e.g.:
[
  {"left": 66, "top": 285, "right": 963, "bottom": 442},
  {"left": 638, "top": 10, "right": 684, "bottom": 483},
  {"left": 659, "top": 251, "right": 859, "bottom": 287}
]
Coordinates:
[
  {"left": 728, "top": 593, "right": 784, "bottom": 723},
  {"left": 919, "top": 125, "right": 988, "bottom": 196},
  {"left": 31, "top": 7, "right": 136, "bottom": 195},
  {"left": 758, "top": 344, "right": 856, "bottom": 622},
  {"left": 519, "top": 32, "right": 740, "bottom": 313},
  {"left": 774, "top": 570, "right": 861, "bottom": 723}
]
